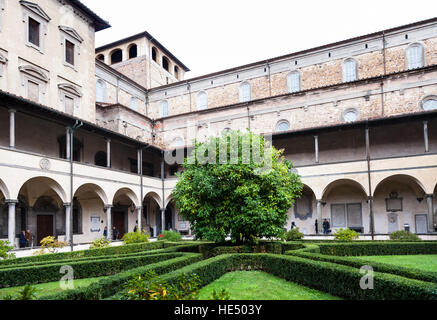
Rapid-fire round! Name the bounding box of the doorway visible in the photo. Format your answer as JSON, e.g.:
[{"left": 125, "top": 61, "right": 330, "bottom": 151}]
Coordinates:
[
  {"left": 37, "top": 215, "right": 53, "bottom": 244},
  {"left": 113, "top": 210, "right": 126, "bottom": 239},
  {"left": 415, "top": 214, "right": 428, "bottom": 234}
]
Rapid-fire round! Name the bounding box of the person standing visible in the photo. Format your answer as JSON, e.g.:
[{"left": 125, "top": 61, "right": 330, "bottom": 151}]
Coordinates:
[
  {"left": 25, "top": 229, "right": 33, "bottom": 248},
  {"left": 323, "top": 219, "right": 330, "bottom": 235},
  {"left": 113, "top": 226, "right": 119, "bottom": 240},
  {"left": 315, "top": 219, "right": 319, "bottom": 234},
  {"left": 19, "top": 230, "right": 27, "bottom": 248},
  {"left": 290, "top": 222, "right": 296, "bottom": 229}
]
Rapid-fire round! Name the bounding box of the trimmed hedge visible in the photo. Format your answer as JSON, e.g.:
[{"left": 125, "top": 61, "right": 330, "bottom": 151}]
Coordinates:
[
  {"left": 0, "top": 241, "right": 169, "bottom": 267},
  {"left": 43, "top": 253, "right": 202, "bottom": 300},
  {"left": 0, "top": 252, "right": 184, "bottom": 288},
  {"left": 317, "top": 242, "right": 437, "bottom": 256},
  {"left": 109, "top": 253, "right": 437, "bottom": 300},
  {"left": 288, "top": 250, "right": 437, "bottom": 284},
  {"left": 198, "top": 241, "right": 283, "bottom": 258}
]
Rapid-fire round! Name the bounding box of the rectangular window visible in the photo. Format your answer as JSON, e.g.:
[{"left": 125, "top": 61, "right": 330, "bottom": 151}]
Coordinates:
[
  {"left": 65, "top": 40, "right": 75, "bottom": 66},
  {"left": 27, "top": 80, "right": 39, "bottom": 102},
  {"left": 64, "top": 96, "right": 74, "bottom": 114},
  {"left": 331, "top": 203, "right": 363, "bottom": 229},
  {"left": 331, "top": 204, "right": 346, "bottom": 228},
  {"left": 28, "top": 17, "right": 40, "bottom": 47}
]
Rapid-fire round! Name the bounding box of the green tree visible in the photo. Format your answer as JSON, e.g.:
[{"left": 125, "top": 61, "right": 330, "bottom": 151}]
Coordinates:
[{"left": 172, "top": 130, "right": 303, "bottom": 243}]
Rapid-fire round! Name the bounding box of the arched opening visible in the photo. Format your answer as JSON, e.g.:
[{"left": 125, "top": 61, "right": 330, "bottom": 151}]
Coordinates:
[
  {"left": 112, "top": 188, "right": 139, "bottom": 239},
  {"left": 143, "top": 192, "right": 161, "bottom": 237},
  {"left": 128, "top": 44, "right": 137, "bottom": 59},
  {"left": 0, "top": 180, "right": 10, "bottom": 240},
  {"left": 291, "top": 185, "right": 316, "bottom": 235},
  {"left": 322, "top": 179, "right": 368, "bottom": 234},
  {"left": 373, "top": 175, "right": 427, "bottom": 234},
  {"left": 162, "top": 56, "right": 170, "bottom": 72},
  {"left": 58, "top": 135, "right": 82, "bottom": 162},
  {"left": 74, "top": 183, "right": 107, "bottom": 240},
  {"left": 110, "top": 49, "right": 123, "bottom": 64},
  {"left": 96, "top": 54, "right": 104, "bottom": 61},
  {"left": 151, "top": 47, "right": 157, "bottom": 62},
  {"left": 18, "top": 177, "right": 67, "bottom": 246},
  {"left": 94, "top": 151, "right": 107, "bottom": 167},
  {"left": 174, "top": 66, "right": 180, "bottom": 80}
]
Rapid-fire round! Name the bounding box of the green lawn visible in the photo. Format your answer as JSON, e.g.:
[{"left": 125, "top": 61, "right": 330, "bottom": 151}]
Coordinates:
[
  {"left": 0, "top": 276, "right": 105, "bottom": 299},
  {"left": 353, "top": 255, "right": 437, "bottom": 272},
  {"left": 198, "top": 271, "right": 341, "bottom": 300}
]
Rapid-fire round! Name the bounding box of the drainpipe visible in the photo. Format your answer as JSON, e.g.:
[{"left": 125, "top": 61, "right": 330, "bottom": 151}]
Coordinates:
[
  {"left": 266, "top": 60, "right": 272, "bottom": 97},
  {"left": 247, "top": 104, "right": 251, "bottom": 131},
  {"left": 365, "top": 125, "right": 375, "bottom": 240},
  {"left": 381, "top": 31, "right": 386, "bottom": 117},
  {"left": 160, "top": 150, "right": 165, "bottom": 233},
  {"left": 69, "top": 120, "right": 83, "bottom": 252}
]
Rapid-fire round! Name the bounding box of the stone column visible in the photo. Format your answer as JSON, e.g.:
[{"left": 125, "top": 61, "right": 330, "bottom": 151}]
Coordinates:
[
  {"left": 316, "top": 200, "right": 323, "bottom": 234},
  {"left": 137, "top": 206, "right": 142, "bottom": 232},
  {"left": 426, "top": 194, "right": 434, "bottom": 233},
  {"left": 105, "top": 205, "right": 113, "bottom": 240},
  {"left": 66, "top": 127, "right": 71, "bottom": 160},
  {"left": 9, "top": 109, "right": 16, "bottom": 148},
  {"left": 106, "top": 138, "right": 111, "bottom": 168},
  {"left": 64, "top": 203, "right": 72, "bottom": 243},
  {"left": 314, "top": 135, "right": 319, "bottom": 164},
  {"left": 160, "top": 208, "right": 166, "bottom": 233},
  {"left": 137, "top": 148, "right": 142, "bottom": 175},
  {"left": 6, "top": 200, "right": 18, "bottom": 247}
]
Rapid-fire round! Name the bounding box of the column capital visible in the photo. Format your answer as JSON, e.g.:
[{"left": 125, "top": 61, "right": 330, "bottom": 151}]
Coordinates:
[
  {"left": 63, "top": 202, "right": 72, "bottom": 207},
  {"left": 425, "top": 194, "right": 434, "bottom": 199},
  {"left": 135, "top": 206, "right": 142, "bottom": 210},
  {"left": 367, "top": 196, "right": 374, "bottom": 201},
  {"left": 5, "top": 199, "right": 19, "bottom": 205},
  {"left": 9, "top": 109, "right": 16, "bottom": 114},
  {"left": 105, "top": 137, "right": 111, "bottom": 143}
]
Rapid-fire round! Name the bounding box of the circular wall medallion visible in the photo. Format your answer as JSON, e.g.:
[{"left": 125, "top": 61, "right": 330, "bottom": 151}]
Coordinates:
[{"left": 40, "top": 158, "right": 51, "bottom": 170}]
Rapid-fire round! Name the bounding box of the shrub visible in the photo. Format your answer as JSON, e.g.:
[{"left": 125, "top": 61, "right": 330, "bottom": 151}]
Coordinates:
[
  {"left": 122, "top": 231, "right": 149, "bottom": 245},
  {"left": 43, "top": 253, "right": 202, "bottom": 300},
  {"left": 0, "top": 252, "right": 183, "bottom": 288},
  {"left": 390, "top": 230, "right": 422, "bottom": 242},
  {"left": 158, "top": 230, "right": 182, "bottom": 242},
  {"left": 39, "top": 236, "right": 67, "bottom": 254},
  {"left": 333, "top": 228, "right": 359, "bottom": 241},
  {"left": 285, "top": 228, "right": 304, "bottom": 241},
  {"left": 0, "top": 240, "right": 14, "bottom": 260},
  {"left": 90, "top": 237, "right": 111, "bottom": 249},
  {"left": 317, "top": 242, "right": 437, "bottom": 256},
  {"left": 211, "top": 289, "right": 231, "bottom": 300}
]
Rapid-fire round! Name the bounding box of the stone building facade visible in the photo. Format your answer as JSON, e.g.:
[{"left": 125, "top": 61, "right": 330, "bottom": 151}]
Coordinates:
[{"left": 0, "top": 0, "right": 436, "bottom": 247}]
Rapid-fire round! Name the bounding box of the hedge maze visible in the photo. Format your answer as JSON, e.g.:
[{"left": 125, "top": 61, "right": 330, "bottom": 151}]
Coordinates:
[{"left": 1, "top": 240, "right": 437, "bottom": 300}]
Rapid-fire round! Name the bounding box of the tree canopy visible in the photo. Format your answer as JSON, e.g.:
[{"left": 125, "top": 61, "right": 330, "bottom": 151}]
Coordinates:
[{"left": 172, "top": 130, "right": 303, "bottom": 243}]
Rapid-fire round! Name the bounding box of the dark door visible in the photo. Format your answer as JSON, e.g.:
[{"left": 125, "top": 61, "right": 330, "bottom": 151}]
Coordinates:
[
  {"left": 165, "top": 207, "right": 173, "bottom": 230},
  {"left": 113, "top": 211, "right": 125, "bottom": 239},
  {"left": 37, "top": 215, "right": 53, "bottom": 245}
]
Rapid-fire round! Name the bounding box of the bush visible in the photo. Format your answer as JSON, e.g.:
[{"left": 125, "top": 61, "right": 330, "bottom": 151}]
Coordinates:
[
  {"left": 122, "top": 231, "right": 149, "bottom": 244},
  {"left": 390, "top": 230, "right": 422, "bottom": 242},
  {"left": 333, "top": 228, "right": 359, "bottom": 241},
  {"left": 0, "top": 252, "right": 183, "bottom": 288},
  {"left": 39, "top": 236, "right": 67, "bottom": 254},
  {"left": 285, "top": 228, "right": 304, "bottom": 241},
  {"left": 0, "top": 240, "right": 14, "bottom": 260},
  {"left": 89, "top": 237, "right": 111, "bottom": 249},
  {"left": 317, "top": 242, "right": 437, "bottom": 256},
  {"left": 198, "top": 241, "right": 283, "bottom": 258},
  {"left": 158, "top": 230, "right": 182, "bottom": 242},
  {"left": 43, "top": 253, "right": 202, "bottom": 300}
]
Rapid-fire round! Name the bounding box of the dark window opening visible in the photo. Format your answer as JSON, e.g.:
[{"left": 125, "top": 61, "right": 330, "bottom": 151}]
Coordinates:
[
  {"left": 162, "top": 56, "right": 169, "bottom": 71},
  {"left": 97, "top": 54, "right": 104, "bottom": 61},
  {"left": 28, "top": 17, "right": 40, "bottom": 47},
  {"left": 73, "top": 199, "right": 82, "bottom": 234},
  {"left": 129, "top": 158, "right": 155, "bottom": 177},
  {"left": 65, "top": 40, "right": 75, "bottom": 65},
  {"left": 129, "top": 44, "right": 137, "bottom": 59},
  {"left": 111, "top": 49, "right": 122, "bottom": 64},
  {"left": 58, "top": 135, "right": 82, "bottom": 162},
  {"left": 95, "top": 151, "right": 107, "bottom": 167},
  {"left": 174, "top": 66, "right": 179, "bottom": 79},
  {"left": 169, "top": 165, "right": 179, "bottom": 176},
  {"left": 152, "top": 47, "right": 157, "bottom": 62}
]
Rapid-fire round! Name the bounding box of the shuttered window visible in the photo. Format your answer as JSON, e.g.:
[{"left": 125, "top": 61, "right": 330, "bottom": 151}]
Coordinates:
[
  {"left": 240, "top": 82, "right": 251, "bottom": 102},
  {"left": 407, "top": 44, "right": 424, "bottom": 69},
  {"left": 343, "top": 59, "right": 357, "bottom": 82},
  {"left": 287, "top": 72, "right": 300, "bottom": 93}
]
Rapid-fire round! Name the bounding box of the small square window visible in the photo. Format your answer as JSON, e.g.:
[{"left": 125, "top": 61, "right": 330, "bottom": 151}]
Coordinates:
[
  {"left": 28, "top": 17, "right": 40, "bottom": 47},
  {"left": 65, "top": 40, "right": 75, "bottom": 66}
]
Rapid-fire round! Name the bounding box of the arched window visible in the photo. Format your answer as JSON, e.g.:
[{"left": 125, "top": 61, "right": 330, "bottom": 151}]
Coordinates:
[
  {"left": 130, "top": 97, "right": 138, "bottom": 111},
  {"left": 94, "top": 151, "right": 107, "bottom": 167},
  {"left": 96, "top": 54, "right": 104, "bottom": 61},
  {"left": 407, "top": 43, "right": 424, "bottom": 70},
  {"left": 343, "top": 58, "right": 358, "bottom": 82},
  {"left": 342, "top": 108, "right": 360, "bottom": 123},
  {"left": 96, "top": 79, "right": 107, "bottom": 103},
  {"left": 276, "top": 120, "right": 290, "bottom": 132},
  {"left": 160, "top": 100, "right": 169, "bottom": 117},
  {"left": 110, "top": 49, "right": 123, "bottom": 64},
  {"left": 287, "top": 71, "right": 301, "bottom": 93},
  {"left": 162, "top": 56, "right": 170, "bottom": 72},
  {"left": 239, "top": 82, "right": 251, "bottom": 102},
  {"left": 152, "top": 47, "right": 157, "bottom": 62},
  {"left": 174, "top": 66, "right": 180, "bottom": 80},
  {"left": 128, "top": 44, "right": 138, "bottom": 59},
  {"left": 421, "top": 96, "right": 437, "bottom": 111},
  {"left": 197, "top": 91, "right": 207, "bottom": 110}
]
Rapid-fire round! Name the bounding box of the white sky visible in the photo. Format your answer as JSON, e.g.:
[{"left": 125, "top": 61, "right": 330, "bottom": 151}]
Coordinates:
[{"left": 81, "top": 0, "right": 437, "bottom": 79}]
